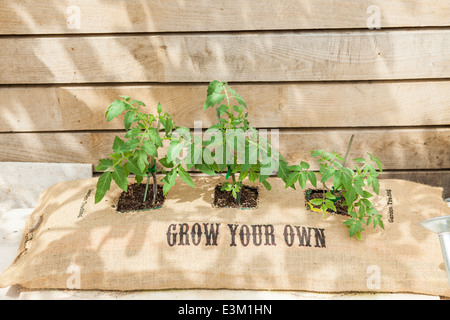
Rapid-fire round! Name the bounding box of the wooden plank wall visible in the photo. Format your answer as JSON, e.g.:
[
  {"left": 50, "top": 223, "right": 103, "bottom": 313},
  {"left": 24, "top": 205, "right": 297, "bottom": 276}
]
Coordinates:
[{"left": 0, "top": 0, "right": 449, "bottom": 197}]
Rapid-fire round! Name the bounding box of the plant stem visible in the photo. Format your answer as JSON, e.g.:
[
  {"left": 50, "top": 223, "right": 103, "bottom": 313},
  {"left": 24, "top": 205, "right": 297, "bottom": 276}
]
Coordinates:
[
  {"left": 152, "top": 171, "right": 157, "bottom": 204},
  {"left": 231, "top": 172, "right": 241, "bottom": 206},
  {"left": 342, "top": 134, "right": 355, "bottom": 167},
  {"left": 143, "top": 172, "right": 151, "bottom": 203}
]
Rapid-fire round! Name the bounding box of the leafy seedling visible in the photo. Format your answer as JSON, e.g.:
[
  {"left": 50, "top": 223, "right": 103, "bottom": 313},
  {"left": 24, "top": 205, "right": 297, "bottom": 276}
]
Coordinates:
[
  {"left": 95, "top": 96, "right": 194, "bottom": 207},
  {"left": 199, "top": 81, "right": 290, "bottom": 206},
  {"left": 286, "top": 135, "right": 385, "bottom": 239}
]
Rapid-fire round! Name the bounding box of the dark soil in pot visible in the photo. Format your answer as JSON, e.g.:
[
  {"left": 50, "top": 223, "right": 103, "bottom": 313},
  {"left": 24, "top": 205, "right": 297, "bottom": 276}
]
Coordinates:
[
  {"left": 305, "top": 188, "right": 349, "bottom": 216},
  {"left": 213, "top": 184, "right": 259, "bottom": 209},
  {"left": 116, "top": 183, "right": 165, "bottom": 212}
]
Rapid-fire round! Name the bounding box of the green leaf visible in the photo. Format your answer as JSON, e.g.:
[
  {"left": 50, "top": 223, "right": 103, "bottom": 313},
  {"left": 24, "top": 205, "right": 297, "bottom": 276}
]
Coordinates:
[
  {"left": 124, "top": 127, "right": 141, "bottom": 138},
  {"left": 118, "top": 138, "right": 140, "bottom": 153},
  {"left": 106, "top": 100, "right": 126, "bottom": 121},
  {"left": 321, "top": 167, "right": 335, "bottom": 183},
  {"left": 259, "top": 174, "right": 270, "bottom": 183},
  {"left": 349, "top": 220, "right": 363, "bottom": 238},
  {"left": 95, "top": 171, "right": 112, "bottom": 203},
  {"left": 307, "top": 171, "right": 317, "bottom": 188},
  {"left": 298, "top": 171, "right": 307, "bottom": 190},
  {"left": 287, "top": 165, "right": 302, "bottom": 172},
  {"left": 135, "top": 150, "right": 148, "bottom": 172},
  {"left": 277, "top": 160, "right": 291, "bottom": 182},
  {"left": 310, "top": 198, "right": 323, "bottom": 206},
  {"left": 111, "top": 166, "right": 128, "bottom": 192},
  {"left": 333, "top": 171, "right": 342, "bottom": 189},
  {"left": 96, "top": 158, "right": 113, "bottom": 172},
  {"left": 135, "top": 174, "right": 144, "bottom": 184},
  {"left": 148, "top": 128, "right": 163, "bottom": 147},
  {"left": 204, "top": 92, "right": 226, "bottom": 110},
  {"left": 167, "top": 168, "right": 177, "bottom": 187},
  {"left": 371, "top": 177, "right": 380, "bottom": 195},
  {"left": 226, "top": 85, "right": 247, "bottom": 109},
  {"left": 142, "top": 140, "right": 158, "bottom": 157},
  {"left": 178, "top": 166, "right": 195, "bottom": 188},
  {"left": 157, "top": 102, "right": 163, "bottom": 114},
  {"left": 159, "top": 157, "right": 175, "bottom": 168},
  {"left": 163, "top": 182, "right": 173, "bottom": 195},
  {"left": 124, "top": 111, "right": 136, "bottom": 131},
  {"left": 262, "top": 180, "right": 271, "bottom": 191},
  {"left": 325, "top": 192, "right": 336, "bottom": 200},
  {"left": 120, "top": 95, "right": 131, "bottom": 101},
  {"left": 374, "top": 158, "right": 383, "bottom": 172},
  {"left": 361, "top": 190, "right": 373, "bottom": 198},
  {"left": 248, "top": 170, "right": 258, "bottom": 182},
  {"left": 127, "top": 159, "right": 144, "bottom": 176},
  {"left": 325, "top": 200, "right": 337, "bottom": 212},
  {"left": 167, "top": 142, "right": 183, "bottom": 162},
  {"left": 353, "top": 157, "right": 366, "bottom": 163},
  {"left": 311, "top": 150, "right": 322, "bottom": 157},
  {"left": 163, "top": 117, "right": 173, "bottom": 135},
  {"left": 195, "top": 163, "right": 216, "bottom": 176},
  {"left": 206, "top": 80, "right": 224, "bottom": 96},
  {"left": 130, "top": 99, "right": 145, "bottom": 106},
  {"left": 112, "top": 136, "right": 125, "bottom": 153},
  {"left": 285, "top": 172, "right": 299, "bottom": 189},
  {"left": 300, "top": 161, "right": 310, "bottom": 170}
]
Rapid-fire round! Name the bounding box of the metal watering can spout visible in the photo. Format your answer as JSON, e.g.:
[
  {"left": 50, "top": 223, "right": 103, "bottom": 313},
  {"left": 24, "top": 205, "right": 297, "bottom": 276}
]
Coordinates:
[{"left": 419, "top": 215, "right": 450, "bottom": 286}]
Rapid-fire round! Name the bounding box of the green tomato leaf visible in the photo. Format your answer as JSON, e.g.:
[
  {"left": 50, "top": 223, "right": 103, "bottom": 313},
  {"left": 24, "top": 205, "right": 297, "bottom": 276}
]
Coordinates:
[
  {"left": 248, "top": 170, "right": 258, "bottom": 182},
  {"left": 124, "top": 111, "right": 136, "bottom": 131},
  {"left": 325, "top": 199, "right": 337, "bottom": 212},
  {"left": 321, "top": 167, "right": 335, "bottom": 183},
  {"left": 96, "top": 158, "right": 113, "bottom": 172},
  {"left": 204, "top": 93, "right": 226, "bottom": 110},
  {"left": 298, "top": 171, "right": 307, "bottom": 190},
  {"left": 112, "top": 136, "right": 125, "bottom": 153},
  {"left": 300, "top": 161, "right": 310, "bottom": 170},
  {"left": 285, "top": 172, "right": 299, "bottom": 189},
  {"left": 95, "top": 171, "right": 112, "bottom": 203},
  {"left": 163, "top": 182, "right": 173, "bottom": 195},
  {"left": 159, "top": 157, "right": 175, "bottom": 169},
  {"left": 307, "top": 171, "right": 317, "bottom": 188},
  {"left": 142, "top": 140, "right": 158, "bottom": 157},
  {"left": 178, "top": 165, "right": 195, "bottom": 188},
  {"left": 106, "top": 100, "right": 126, "bottom": 121},
  {"left": 157, "top": 102, "right": 163, "bottom": 114},
  {"left": 262, "top": 180, "right": 271, "bottom": 191},
  {"left": 371, "top": 177, "right": 380, "bottom": 195},
  {"left": 167, "top": 142, "right": 183, "bottom": 163},
  {"left": 111, "top": 166, "right": 128, "bottom": 192},
  {"left": 310, "top": 198, "right": 323, "bottom": 206},
  {"left": 135, "top": 150, "right": 148, "bottom": 172},
  {"left": 127, "top": 159, "right": 144, "bottom": 176},
  {"left": 167, "top": 168, "right": 177, "bottom": 187},
  {"left": 195, "top": 163, "right": 216, "bottom": 176},
  {"left": 148, "top": 128, "right": 163, "bottom": 147},
  {"left": 333, "top": 170, "right": 342, "bottom": 190}
]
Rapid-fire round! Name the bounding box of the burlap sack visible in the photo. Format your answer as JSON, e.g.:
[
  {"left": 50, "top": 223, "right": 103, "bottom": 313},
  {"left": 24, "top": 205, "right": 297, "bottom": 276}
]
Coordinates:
[{"left": 1, "top": 176, "right": 449, "bottom": 297}]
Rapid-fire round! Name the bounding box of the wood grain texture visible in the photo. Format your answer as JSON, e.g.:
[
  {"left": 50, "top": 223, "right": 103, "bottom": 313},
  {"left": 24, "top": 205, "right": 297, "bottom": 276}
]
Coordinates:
[
  {"left": 1, "top": 81, "right": 450, "bottom": 132},
  {"left": 2, "top": 30, "right": 450, "bottom": 84},
  {"left": 379, "top": 171, "right": 450, "bottom": 199},
  {"left": 0, "top": 129, "right": 448, "bottom": 170},
  {"left": 1, "top": 0, "right": 450, "bottom": 34}
]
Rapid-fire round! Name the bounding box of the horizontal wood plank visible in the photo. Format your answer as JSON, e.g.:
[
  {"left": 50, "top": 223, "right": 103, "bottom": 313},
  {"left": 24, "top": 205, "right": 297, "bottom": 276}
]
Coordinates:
[
  {"left": 379, "top": 171, "right": 450, "bottom": 199},
  {"left": 0, "top": 129, "right": 448, "bottom": 170},
  {"left": 2, "top": 30, "right": 450, "bottom": 84},
  {"left": 1, "top": 81, "right": 450, "bottom": 132},
  {"left": 2, "top": 0, "right": 450, "bottom": 34}
]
